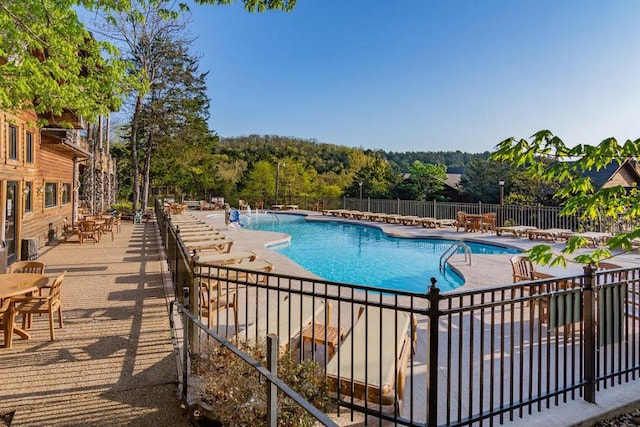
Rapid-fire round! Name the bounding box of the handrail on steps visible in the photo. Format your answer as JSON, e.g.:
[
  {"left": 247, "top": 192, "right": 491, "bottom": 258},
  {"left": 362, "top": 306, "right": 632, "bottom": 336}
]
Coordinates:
[{"left": 439, "top": 241, "right": 471, "bottom": 273}]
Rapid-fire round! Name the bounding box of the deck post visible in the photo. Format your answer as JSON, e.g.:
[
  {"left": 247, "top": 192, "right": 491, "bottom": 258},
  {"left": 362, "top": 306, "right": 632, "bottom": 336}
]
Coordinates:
[
  {"left": 583, "top": 265, "right": 597, "bottom": 403},
  {"left": 427, "top": 278, "right": 440, "bottom": 426}
]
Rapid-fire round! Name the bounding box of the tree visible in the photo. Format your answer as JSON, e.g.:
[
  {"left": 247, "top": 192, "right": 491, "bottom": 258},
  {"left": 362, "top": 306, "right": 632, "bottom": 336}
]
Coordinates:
[
  {"left": 0, "top": 0, "right": 295, "bottom": 116},
  {"left": 492, "top": 130, "right": 640, "bottom": 265},
  {"left": 393, "top": 161, "right": 447, "bottom": 201},
  {"left": 349, "top": 155, "right": 397, "bottom": 199},
  {"left": 138, "top": 33, "right": 212, "bottom": 208},
  {"left": 0, "top": 0, "right": 125, "bottom": 121},
  {"left": 240, "top": 160, "right": 276, "bottom": 204},
  {"left": 458, "top": 159, "right": 512, "bottom": 203}
]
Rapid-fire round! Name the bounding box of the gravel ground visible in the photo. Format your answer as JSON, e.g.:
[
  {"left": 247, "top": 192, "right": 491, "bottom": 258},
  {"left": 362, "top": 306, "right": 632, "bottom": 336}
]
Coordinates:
[{"left": 595, "top": 408, "right": 640, "bottom": 426}]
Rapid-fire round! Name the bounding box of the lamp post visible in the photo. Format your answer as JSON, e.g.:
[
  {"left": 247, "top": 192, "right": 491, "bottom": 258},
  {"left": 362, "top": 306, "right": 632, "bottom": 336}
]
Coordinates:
[
  {"left": 288, "top": 183, "right": 292, "bottom": 205},
  {"left": 498, "top": 178, "right": 506, "bottom": 227},
  {"left": 359, "top": 182, "right": 363, "bottom": 210},
  {"left": 274, "top": 162, "right": 284, "bottom": 205}
]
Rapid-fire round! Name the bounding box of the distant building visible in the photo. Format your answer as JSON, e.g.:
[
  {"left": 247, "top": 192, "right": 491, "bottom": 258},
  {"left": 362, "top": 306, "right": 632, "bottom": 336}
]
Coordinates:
[{"left": 582, "top": 158, "right": 640, "bottom": 190}]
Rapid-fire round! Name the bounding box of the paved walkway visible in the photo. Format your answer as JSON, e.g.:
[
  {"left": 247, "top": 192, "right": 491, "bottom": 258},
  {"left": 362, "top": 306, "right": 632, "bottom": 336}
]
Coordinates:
[{"left": 0, "top": 221, "right": 187, "bottom": 426}]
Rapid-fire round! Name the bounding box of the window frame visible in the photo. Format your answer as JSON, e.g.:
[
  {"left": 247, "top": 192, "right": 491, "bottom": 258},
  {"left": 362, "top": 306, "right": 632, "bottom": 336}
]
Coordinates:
[
  {"left": 61, "top": 183, "right": 71, "bottom": 205},
  {"left": 44, "top": 182, "right": 58, "bottom": 208},
  {"left": 8, "top": 125, "right": 18, "bottom": 160},
  {"left": 24, "top": 182, "right": 32, "bottom": 212},
  {"left": 26, "top": 131, "right": 33, "bottom": 163}
]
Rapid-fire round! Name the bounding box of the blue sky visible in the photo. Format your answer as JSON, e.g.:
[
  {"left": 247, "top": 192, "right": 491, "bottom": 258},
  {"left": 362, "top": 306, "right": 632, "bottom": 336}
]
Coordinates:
[{"left": 187, "top": 1, "right": 640, "bottom": 153}]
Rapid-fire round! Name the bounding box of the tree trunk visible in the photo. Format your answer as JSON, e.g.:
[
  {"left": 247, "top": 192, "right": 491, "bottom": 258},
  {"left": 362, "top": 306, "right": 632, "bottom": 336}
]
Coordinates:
[
  {"left": 142, "top": 133, "right": 153, "bottom": 210},
  {"left": 130, "top": 94, "right": 142, "bottom": 211}
]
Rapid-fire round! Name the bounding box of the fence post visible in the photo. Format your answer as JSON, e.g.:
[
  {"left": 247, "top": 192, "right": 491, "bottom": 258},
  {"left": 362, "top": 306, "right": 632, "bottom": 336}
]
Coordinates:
[
  {"left": 427, "top": 277, "right": 440, "bottom": 426},
  {"left": 181, "top": 296, "right": 189, "bottom": 403},
  {"left": 583, "top": 265, "right": 597, "bottom": 403},
  {"left": 267, "top": 334, "right": 279, "bottom": 426}
]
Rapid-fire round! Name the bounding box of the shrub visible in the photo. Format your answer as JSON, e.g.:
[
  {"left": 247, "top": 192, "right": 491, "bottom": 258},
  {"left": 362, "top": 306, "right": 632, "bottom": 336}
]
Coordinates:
[
  {"left": 194, "top": 340, "right": 334, "bottom": 426},
  {"left": 111, "top": 201, "right": 133, "bottom": 212}
]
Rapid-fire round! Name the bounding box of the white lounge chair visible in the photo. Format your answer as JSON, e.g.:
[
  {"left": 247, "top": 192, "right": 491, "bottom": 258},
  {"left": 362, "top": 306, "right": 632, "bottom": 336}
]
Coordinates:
[
  {"left": 239, "top": 294, "right": 327, "bottom": 353},
  {"left": 326, "top": 307, "right": 415, "bottom": 413}
]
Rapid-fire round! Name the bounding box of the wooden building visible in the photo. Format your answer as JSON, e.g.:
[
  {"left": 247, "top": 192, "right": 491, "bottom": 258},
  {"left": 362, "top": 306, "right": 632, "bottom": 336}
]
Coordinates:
[{"left": 0, "top": 108, "right": 115, "bottom": 266}]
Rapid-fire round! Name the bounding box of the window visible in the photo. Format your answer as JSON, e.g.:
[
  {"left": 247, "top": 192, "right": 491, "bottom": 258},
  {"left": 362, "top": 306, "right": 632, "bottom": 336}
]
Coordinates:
[
  {"left": 45, "top": 182, "right": 57, "bottom": 208},
  {"left": 26, "top": 132, "right": 33, "bottom": 163},
  {"left": 8, "top": 125, "right": 17, "bottom": 160},
  {"left": 25, "top": 182, "right": 32, "bottom": 212},
  {"left": 61, "top": 183, "right": 71, "bottom": 204}
]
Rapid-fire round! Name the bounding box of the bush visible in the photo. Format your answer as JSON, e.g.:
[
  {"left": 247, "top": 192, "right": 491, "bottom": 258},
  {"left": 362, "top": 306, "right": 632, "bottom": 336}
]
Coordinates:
[
  {"left": 111, "top": 201, "right": 133, "bottom": 212},
  {"left": 193, "top": 340, "right": 334, "bottom": 426}
]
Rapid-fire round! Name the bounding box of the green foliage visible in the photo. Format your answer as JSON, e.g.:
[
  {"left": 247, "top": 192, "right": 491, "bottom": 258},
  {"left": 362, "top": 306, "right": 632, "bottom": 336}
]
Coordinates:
[
  {"left": 0, "top": 0, "right": 126, "bottom": 121},
  {"left": 111, "top": 201, "right": 133, "bottom": 211},
  {"left": 491, "top": 130, "right": 640, "bottom": 265},
  {"left": 194, "top": 340, "right": 334, "bottom": 426},
  {"left": 458, "top": 159, "right": 511, "bottom": 203},
  {"left": 394, "top": 161, "right": 447, "bottom": 201}
]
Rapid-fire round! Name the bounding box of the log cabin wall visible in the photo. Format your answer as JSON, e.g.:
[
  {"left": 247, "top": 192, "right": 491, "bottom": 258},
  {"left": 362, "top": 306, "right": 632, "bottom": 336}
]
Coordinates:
[{"left": 0, "top": 109, "right": 44, "bottom": 262}]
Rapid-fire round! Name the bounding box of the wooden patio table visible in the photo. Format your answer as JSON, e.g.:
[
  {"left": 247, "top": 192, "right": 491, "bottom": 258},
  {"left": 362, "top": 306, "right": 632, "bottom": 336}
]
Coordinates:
[{"left": 0, "top": 273, "right": 49, "bottom": 348}]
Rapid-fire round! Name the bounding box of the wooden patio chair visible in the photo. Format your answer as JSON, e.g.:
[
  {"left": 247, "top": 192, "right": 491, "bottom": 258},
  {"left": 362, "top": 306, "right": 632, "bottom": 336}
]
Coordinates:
[
  {"left": 200, "top": 278, "right": 238, "bottom": 331},
  {"left": 14, "top": 271, "right": 66, "bottom": 341},
  {"left": 480, "top": 213, "right": 496, "bottom": 233},
  {"left": 101, "top": 216, "right": 115, "bottom": 241},
  {"left": 79, "top": 220, "right": 100, "bottom": 244},
  {"left": 9, "top": 261, "right": 45, "bottom": 275},
  {"left": 63, "top": 218, "right": 81, "bottom": 243},
  {"left": 455, "top": 211, "right": 471, "bottom": 232},
  {"left": 9, "top": 261, "right": 46, "bottom": 297},
  {"left": 510, "top": 254, "right": 535, "bottom": 283}
]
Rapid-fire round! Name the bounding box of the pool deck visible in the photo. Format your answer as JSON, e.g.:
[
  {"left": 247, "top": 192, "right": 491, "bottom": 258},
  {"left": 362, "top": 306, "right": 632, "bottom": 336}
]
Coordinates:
[{"left": 193, "top": 209, "right": 640, "bottom": 426}]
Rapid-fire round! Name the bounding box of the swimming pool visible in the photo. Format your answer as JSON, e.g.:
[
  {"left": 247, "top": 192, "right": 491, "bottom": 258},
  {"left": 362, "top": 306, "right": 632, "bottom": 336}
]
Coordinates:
[{"left": 242, "top": 213, "right": 519, "bottom": 293}]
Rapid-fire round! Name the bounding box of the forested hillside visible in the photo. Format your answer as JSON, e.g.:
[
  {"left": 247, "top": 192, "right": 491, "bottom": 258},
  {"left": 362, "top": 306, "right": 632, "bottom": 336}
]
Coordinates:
[{"left": 215, "top": 135, "right": 489, "bottom": 174}]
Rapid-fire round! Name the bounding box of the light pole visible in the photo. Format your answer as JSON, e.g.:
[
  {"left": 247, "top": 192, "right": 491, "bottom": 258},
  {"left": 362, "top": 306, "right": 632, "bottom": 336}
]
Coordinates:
[
  {"left": 274, "top": 162, "right": 284, "bottom": 205},
  {"left": 498, "top": 178, "right": 506, "bottom": 227},
  {"left": 288, "top": 183, "right": 292, "bottom": 204},
  {"left": 359, "top": 182, "right": 363, "bottom": 199}
]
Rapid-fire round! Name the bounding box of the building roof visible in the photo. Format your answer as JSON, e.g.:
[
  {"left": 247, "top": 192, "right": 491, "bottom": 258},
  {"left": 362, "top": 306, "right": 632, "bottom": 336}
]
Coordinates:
[{"left": 581, "top": 158, "right": 640, "bottom": 189}]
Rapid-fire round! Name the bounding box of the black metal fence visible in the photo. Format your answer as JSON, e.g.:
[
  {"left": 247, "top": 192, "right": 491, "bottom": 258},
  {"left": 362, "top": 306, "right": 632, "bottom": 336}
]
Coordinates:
[
  {"left": 156, "top": 201, "right": 640, "bottom": 426},
  {"left": 228, "top": 195, "right": 630, "bottom": 233}
]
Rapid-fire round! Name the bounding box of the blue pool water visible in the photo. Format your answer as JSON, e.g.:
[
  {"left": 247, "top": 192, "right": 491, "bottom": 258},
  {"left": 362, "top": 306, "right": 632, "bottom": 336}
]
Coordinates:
[{"left": 242, "top": 213, "right": 519, "bottom": 293}]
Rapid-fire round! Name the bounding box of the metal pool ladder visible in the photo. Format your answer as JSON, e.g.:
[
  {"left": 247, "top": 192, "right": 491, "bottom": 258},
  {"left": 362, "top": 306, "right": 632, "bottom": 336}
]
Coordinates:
[{"left": 439, "top": 242, "right": 471, "bottom": 273}]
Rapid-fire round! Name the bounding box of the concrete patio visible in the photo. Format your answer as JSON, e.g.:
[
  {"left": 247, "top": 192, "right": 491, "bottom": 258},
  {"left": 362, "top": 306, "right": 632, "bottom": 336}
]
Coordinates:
[{"left": 0, "top": 220, "right": 187, "bottom": 426}]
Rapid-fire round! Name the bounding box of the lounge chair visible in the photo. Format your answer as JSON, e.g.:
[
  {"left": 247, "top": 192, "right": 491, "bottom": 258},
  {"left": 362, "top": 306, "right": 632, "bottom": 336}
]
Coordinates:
[
  {"left": 400, "top": 215, "right": 420, "bottom": 226},
  {"left": 180, "top": 232, "right": 225, "bottom": 243},
  {"left": 417, "top": 217, "right": 438, "bottom": 228},
  {"left": 197, "top": 259, "right": 274, "bottom": 283},
  {"left": 194, "top": 250, "right": 258, "bottom": 265},
  {"left": 325, "top": 307, "right": 415, "bottom": 413},
  {"left": 562, "top": 231, "right": 612, "bottom": 247},
  {"left": 186, "top": 238, "right": 235, "bottom": 253},
  {"left": 495, "top": 225, "right": 539, "bottom": 238},
  {"left": 239, "top": 294, "right": 327, "bottom": 353},
  {"left": 527, "top": 228, "right": 572, "bottom": 241},
  {"left": 436, "top": 218, "right": 457, "bottom": 228}
]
